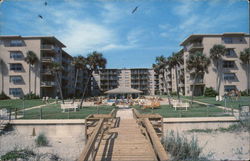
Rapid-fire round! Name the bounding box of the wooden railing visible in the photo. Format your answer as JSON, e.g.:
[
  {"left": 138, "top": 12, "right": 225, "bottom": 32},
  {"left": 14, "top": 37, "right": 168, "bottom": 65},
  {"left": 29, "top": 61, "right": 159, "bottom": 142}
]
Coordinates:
[
  {"left": 85, "top": 109, "right": 117, "bottom": 140},
  {"left": 78, "top": 118, "right": 105, "bottom": 161},
  {"left": 79, "top": 109, "right": 117, "bottom": 161},
  {"left": 142, "top": 118, "right": 168, "bottom": 161},
  {"left": 132, "top": 108, "right": 168, "bottom": 161}
]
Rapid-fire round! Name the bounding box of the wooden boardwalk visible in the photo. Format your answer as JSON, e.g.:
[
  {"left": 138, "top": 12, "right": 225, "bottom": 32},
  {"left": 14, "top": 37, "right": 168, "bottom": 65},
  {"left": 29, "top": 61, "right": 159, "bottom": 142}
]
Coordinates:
[
  {"left": 79, "top": 108, "right": 168, "bottom": 161},
  {"left": 95, "top": 117, "right": 156, "bottom": 160}
]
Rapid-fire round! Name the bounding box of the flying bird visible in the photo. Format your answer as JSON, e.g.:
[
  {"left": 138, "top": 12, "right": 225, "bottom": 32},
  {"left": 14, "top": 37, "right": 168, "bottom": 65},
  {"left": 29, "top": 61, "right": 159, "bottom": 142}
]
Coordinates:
[
  {"left": 38, "top": 15, "right": 43, "bottom": 19},
  {"left": 132, "top": 6, "right": 139, "bottom": 14},
  {"left": 44, "top": 2, "right": 47, "bottom": 6}
]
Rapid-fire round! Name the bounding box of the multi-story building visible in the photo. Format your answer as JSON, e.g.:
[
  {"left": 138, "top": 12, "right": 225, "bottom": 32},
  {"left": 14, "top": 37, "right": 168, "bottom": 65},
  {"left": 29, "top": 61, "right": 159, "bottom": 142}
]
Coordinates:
[
  {"left": 181, "top": 33, "right": 249, "bottom": 96},
  {"left": 0, "top": 35, "right": 74, "bottom": 98},
  {"left": 159, "top": 33, "right": 249, "bottom": 96},
  {"left": 92, "top": 68, "right": 157, "bottom": 95}
]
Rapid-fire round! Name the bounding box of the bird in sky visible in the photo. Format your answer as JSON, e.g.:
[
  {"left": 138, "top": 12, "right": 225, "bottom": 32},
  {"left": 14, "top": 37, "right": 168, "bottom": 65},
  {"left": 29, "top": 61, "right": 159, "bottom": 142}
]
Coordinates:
[
  {"left": 38, "top": 15, "right": 43, "bottom": 19},
  {"left": 132, "top": 6, "right": 139, "bottom": 14},
  {"left": 44, "top": 2, "right": 47, "bottom": 6}
]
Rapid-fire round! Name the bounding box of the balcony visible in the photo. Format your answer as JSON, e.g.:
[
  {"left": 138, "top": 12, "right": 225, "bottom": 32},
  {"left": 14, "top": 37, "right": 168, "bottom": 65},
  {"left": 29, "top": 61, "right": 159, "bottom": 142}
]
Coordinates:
[
  {"left": 41, "top": 81, "right": 56, "bottom": 87},
  {"left": 41, "top": 57, "right": 55, "bottom": 63},
  {"left": 41, "top": 44, "right": 55, "bottom": 50},
  {"left": 190, "top": 79, "right": 204, "bottom": 85},
  {"left": 188, "top": 42, "right": 203, "bottom": 52},
  {"left": 41, "top": 69, "right": 53, "bottom": 75}
]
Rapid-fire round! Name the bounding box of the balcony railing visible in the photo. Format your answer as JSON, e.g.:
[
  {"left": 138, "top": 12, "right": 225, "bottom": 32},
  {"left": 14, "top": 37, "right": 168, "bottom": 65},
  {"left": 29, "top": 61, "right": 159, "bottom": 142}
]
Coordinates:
[
  {"left": 41, "top": 69, "right": 53, "bottom": 75},
  {"left": 41, "top": 44, "right": 55, "bottom": 50},
  {"left": 187, "top": 42, "right": 203, "bottom": 52},
  {"left": 41, "top": 57, "right": 55, "bottom": 63},
  {"left": 41, "top": 81, "right": 56, "bottom": 87}
]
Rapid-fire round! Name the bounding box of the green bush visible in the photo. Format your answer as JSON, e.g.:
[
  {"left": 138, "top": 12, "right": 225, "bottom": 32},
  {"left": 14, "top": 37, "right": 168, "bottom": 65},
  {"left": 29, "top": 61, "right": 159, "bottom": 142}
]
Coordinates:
[
  {"left": 170, "top": 91, "right": 177, "bottom": 96},
  {"left": 1, "top": 148, "right": 35, "bottom": 160},
  {"left": 0, "top": 92, "right": 10, "bottom": 100},
  {"left": 204, "top": 87, "right": 217, "bottom": 97},
  {"left": 240, "top": 90, "right": 250, "bottom": 96},
  {"left": 23, "top": 92, "right": 40, "bottom": 99},
  {"left": 35, "top": 133, "right": 49, "bottom": 147},
  {"left": 162, "top": 131, "right": 209, "bottom": 161}
]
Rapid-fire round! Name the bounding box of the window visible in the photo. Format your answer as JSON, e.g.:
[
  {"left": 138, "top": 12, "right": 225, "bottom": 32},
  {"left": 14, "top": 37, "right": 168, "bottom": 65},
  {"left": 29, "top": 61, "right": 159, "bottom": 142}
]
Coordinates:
[
  {"left": 10, "top": 64, "right": 22, "bottom": 71},
  {"left": 225, "top": 49, "right": 235, "bottom": 56},
  {"left": 10, "top": 40, "right": 23, "bottom": 46},
  {"left": 10, "top": 76, "right": 23, "bottom": 84},
  {"left": 223, "top": 61, "right": 234, "bottom": 68},
  {"left": 9, "top": 88, "right": 22, "bottom": 96},
  {"left": 224, "top": 73, "right": 236, "bottom": 81},
  {"left": 224, "top": 85, "right": 236, "bottom": 92},
  {"left": 10, "top": 51, "right": 23, "bottom": 59},
  {"left": 223, "top": 37, "right": 233, "bottom": 44}
]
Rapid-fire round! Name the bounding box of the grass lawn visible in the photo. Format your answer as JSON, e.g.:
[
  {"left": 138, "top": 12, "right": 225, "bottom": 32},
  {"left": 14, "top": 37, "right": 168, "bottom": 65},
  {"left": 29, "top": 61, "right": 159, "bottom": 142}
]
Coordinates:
[
  {"left": 18, "top": 104, "right": 114, "bottom": 119},
  {"left": 0, "top": 99, "right": 55, "bottom": 110},
  {"left": 159, "top": 95, "right": 250, "bottom": 109},
  {"left": 133, "top": 102, "right": 232, "bottom": 118}
]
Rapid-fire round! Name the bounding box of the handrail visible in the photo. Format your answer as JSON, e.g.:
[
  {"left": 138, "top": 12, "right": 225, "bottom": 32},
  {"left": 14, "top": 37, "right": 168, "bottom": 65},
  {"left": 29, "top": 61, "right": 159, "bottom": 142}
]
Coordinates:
[
  {"left": 78, "top": 118, "right": 105, "bottom": 161},
  {"left": 142, "top": 118, "right": 168, "bottom": 161},
  {"left": 132, "top": 108, "right": 168, "bottom": 161}
]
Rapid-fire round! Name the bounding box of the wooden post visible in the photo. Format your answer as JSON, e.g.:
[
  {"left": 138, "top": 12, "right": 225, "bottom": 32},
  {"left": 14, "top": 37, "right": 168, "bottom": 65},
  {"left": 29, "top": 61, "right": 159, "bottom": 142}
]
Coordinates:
[
  {"left": 40, "top": 107, "right": 42, "bottom": 119},
  {"left": 206, "top": 105, "right": 208, "bottom": 117},
  {"left": 9, "top": 108, "right": 12, "bottom": 121},
  {"left": 15, "top": 108, "right": 17, "bottom": 119}
]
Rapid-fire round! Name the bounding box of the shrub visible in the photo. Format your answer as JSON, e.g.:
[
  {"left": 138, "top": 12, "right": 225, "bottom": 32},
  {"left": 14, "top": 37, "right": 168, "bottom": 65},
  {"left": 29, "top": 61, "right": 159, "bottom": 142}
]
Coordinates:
[
  {"left": 162, "top": 131, "right": 208, "bottom": 161},
  {"left": 0, "top": 92, "right": 10, "bottom": 100},
  {"left": 170, "top": 91, "right": 177, "bottom": 96},
  {"left": 1, "top": 148, "right": 35, "bottom": 161},
  {"left": 23, "top": 92, "right": 40, "bottom": 99},
  {"left": 204, "top": 87, "right": 217, "bottom": 97},
  {"left": 35, "top": 133, "right": 49, "bottom": 147},
  {"left": 240, "top": 90, "right": 250, "bottom": 96}
]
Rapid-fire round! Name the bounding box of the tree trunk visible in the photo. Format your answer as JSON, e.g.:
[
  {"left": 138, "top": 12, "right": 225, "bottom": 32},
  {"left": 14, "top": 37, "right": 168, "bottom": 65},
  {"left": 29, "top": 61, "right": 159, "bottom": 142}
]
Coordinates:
[
  {"left": 175, "top": 66, "right": 180, "bottom": 101},
  {"left": 72, "top": 69, "right": 79, "bottom": 103},
  {"left": 191, "top": 73, "right": 198, "bottom": 107},
  {"left": 28, "top": 64, "right": 31, "bottom": 97},
  {"left": 56, "top": 72, "right": 64, "bottom": 104},
  {"left": 247, "top": 62, "right": 249, "bottom": 95},
  {"left": 1, "top": 60, "right": 3, "bottom": 93},
  {"left": 80, "top": 72, "right": 92, "bottom": 108},
  {"left": 34, "top": 65, "right": 37, "bottom": 95},
  {"left": 216, "top": 61, "right": 220, "bottom": 95},
  {"left": 217, "top": 60, "right": 222, "bottom": 96},
  {"left": 162, "top": 72, "right": 171, "bottom": 105}
]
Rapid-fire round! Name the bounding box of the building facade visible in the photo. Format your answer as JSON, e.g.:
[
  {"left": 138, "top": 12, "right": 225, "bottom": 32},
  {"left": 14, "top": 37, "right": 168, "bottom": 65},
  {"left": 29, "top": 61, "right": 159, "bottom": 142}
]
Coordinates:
[
  {"left": 159, "top": 33, "right": 250, "bottom": 96},
  {"left": 92, "top": 68, "right": 157, "bottom": 95},
  {"left": 0, "top": 36, "right": 77, "bottom": 99}
]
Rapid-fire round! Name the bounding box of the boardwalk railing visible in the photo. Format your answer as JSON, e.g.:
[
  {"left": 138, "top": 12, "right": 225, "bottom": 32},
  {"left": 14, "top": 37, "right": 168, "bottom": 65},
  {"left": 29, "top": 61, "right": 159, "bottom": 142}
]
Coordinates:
[
  {"left": 85, "top": 109, "right": 117, "bottom": 140},
  {"left": 142, "top": 118, "right": 168, "bottom": 161},
  {"left": 79, "top": 109, "right": 117, "bottom": 161},
  {"left": 78, "top": 118, "right": 105, "bottom": 161},
  {"left": 132, "top": 108, "right": 168, "bottom": 161}
]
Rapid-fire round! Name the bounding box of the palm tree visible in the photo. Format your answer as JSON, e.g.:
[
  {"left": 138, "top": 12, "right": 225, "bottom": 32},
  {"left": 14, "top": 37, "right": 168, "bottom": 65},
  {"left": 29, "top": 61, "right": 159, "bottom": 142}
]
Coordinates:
[
  {"left": 24, "top": 51, "right": 38, "bottom": 96},
  {"left": 187, "top": 51, "right": 211, "bottom": 106},
  {"left": 168, "top": 51, "right": 183, "bottom": 100},
  {"left": 80, "top": 51, "right": 107, "bottom": 107},
  {"left": 152, "top": 55, "right": 171, "bottom": 104},
  {"left": 210, "top": 44, "right": 226, "bottom": 96},
  {"left": 240, "top": 48, "right": 250, "bottom": 94},
  {"left": 50, "top": 62, "right": 64, "bottom": 104},
  {"left": 72, "top": 56, "right": 86, "bottom": 103}
]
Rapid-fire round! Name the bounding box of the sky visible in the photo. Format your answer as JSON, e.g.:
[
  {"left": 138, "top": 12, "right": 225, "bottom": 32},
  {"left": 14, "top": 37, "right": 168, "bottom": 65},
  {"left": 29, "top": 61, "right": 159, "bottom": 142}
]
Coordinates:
[{"left": 0, "top": 0, "right": 249, "bottom": 68}]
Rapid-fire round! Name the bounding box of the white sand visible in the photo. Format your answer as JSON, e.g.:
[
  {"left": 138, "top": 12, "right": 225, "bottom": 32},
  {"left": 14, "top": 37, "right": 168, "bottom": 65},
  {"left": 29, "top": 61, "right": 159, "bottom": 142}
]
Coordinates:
[
  {"left": 0, "top": 130, "right": 85, "bottom": 161},
  {"left": 164, "top": 122, "right": 250, "bottom": 161}
]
